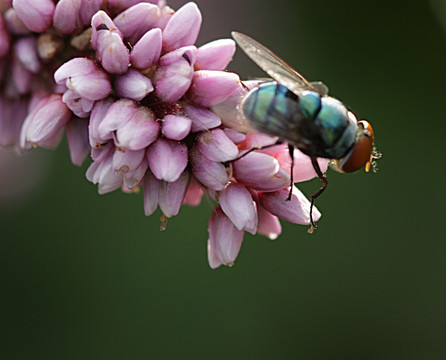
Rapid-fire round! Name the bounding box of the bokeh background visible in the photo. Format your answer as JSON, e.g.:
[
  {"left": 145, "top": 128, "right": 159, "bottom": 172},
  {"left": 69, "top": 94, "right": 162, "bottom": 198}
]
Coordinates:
[{"left": 1, "top": 1, "right": 446, "bottom": 359}]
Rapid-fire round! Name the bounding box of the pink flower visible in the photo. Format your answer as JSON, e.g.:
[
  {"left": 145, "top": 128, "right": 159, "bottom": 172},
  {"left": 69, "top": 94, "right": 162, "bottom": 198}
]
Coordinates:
[{"left": 0, "top": 1, "right": 328, "bottom": 269}]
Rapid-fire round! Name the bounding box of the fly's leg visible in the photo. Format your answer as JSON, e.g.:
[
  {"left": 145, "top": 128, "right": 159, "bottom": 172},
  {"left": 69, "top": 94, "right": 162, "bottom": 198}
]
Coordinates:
[
  {"left": 224, "top": 140, "right": 283, "bottom": 165},
  {"left": 287, "top": 144, "right": 295, "bottom": 201},
  {"left": 308, "top": 157, "right": 328, "bottom": 234}
]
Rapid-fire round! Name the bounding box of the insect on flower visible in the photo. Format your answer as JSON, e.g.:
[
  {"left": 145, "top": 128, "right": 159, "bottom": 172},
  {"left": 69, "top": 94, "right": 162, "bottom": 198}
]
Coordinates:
[{"left": 231, "top": 32, "right": 381, "bottom": 233}]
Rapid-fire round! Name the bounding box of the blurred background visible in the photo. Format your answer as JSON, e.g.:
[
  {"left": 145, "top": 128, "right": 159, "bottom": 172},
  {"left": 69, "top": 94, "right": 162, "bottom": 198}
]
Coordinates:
[{"left": 1, "top": 0, "right": 446, "bottom": 359}]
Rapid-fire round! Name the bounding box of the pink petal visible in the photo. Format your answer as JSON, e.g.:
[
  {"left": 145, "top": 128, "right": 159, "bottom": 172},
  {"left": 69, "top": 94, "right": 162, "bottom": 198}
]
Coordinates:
[
  {"left": 195, "top": 39, "right": 236, "bottom": 71},
  {"left": 86, "top": 149, "right": 123, "bottom": 194},
  {"left": 112, "top": 148, "right": 145, "bottom": 175},
  {"left": 13, "top": 0, "right": 54, "bottom": 32},
  {"left": 20, "top": 94, "right": 71, "bottom": 150},
  {"left": 162, "top": 114, "right": 192, "bottom": 141},
  {"left": 116, "top": 106, "right": 160, "bottom": 151},
  {"left": 113, "top": 2, "right": 160, "bottom": 44},
  {"left": 259, "top": 186, "right": 321, "bottom": 225},
  {"left": 98, "top": 99, "right": 137, "bottom": 141},
  {"left": 232, "top": 152, "right": 290, "bottom": 192},
  {"left": 14, "top": 37, "right": 40, "bottom": 73},
  {"left": 188, "top": 70, "right": 240, "bottom": 107},
  {"left": 54, "top": 58, "right": 111, "bottom": 101},
  {"left": 162, "top": 2, "right": 201, "bottom": 51},
  {"left": 183, "top": 177, "right": 203, "bottom": 206},
  {"left": 89, "top": 98, "right": 114, "bottom": 147},
  {"left": 143, "top": 170, "right": 160, "bottom": 216},
  {"left": 158, "top": 170, "right": 190, "bottom": 218},
  {"left": 208, "top": 206, "right": 244, "bottom": 269},
  {"left": 66, "top": 118, "right": 89, "bottom": 166},
  {"left": 153, "top": 56, "right": 194, "bottom": 103},
  {"left": 223, "top": 129, "right": 246, "bottom": 145},
  {"left": 196, "top": 128, "right": 238, "bottom": 162},
  {"left": 114, "top": 69, "right": 154, "bottom": 101},
  {"left": 190, "top": 146, "right": 231, "bottom": 191},
  {"left": 219, "top": 183, "right": 257, "bottom": 234},
  {"left": 255, "top": 197, "right": 282, "bottom": 240},
  {"left": 131, "top": 28, "right": 162, "bottom": 69},
  {"left": 183, "top": 104, "right": 221, "bottom": 132},
  {"left": 147, "top": 137, "right": 188, "bottom": 182}
]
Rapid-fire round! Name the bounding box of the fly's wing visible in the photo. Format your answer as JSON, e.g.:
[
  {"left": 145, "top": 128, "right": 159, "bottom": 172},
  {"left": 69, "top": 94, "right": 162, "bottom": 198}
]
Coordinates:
[
  {"left": 310, "top": 81, "right": 329, "bottom": 95},
  {"left": 232, "top": 32, "right": 322, "bottom": 96}
]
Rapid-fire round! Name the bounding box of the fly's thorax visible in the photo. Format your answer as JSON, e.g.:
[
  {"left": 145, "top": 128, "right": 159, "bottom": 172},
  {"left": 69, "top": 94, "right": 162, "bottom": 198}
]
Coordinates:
[
  {"left": 296, "top": 93, "right": 357, "bottom": 159},
  {"left": 312, "top": 97, "right": 357, "bottom": 159}
]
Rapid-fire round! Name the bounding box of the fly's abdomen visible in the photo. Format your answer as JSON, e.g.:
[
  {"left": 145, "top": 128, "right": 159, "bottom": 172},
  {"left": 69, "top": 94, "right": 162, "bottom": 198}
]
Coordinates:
[{"left": 241, "top": 82, "right": 302, "bottom": 139}]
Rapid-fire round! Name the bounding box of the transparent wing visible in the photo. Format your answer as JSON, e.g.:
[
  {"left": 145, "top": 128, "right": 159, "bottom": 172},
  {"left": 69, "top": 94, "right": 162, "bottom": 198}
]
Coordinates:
[
  {"left": 232, "top": 32, "right": 321, "bottom": 95},
  {"left": 310, "top": 81, "right": 329, "bottom": 95}
]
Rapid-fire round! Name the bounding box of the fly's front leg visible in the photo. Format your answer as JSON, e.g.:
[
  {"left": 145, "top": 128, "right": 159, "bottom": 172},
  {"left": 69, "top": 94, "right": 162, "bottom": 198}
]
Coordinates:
[
  {"left": 224, "top": 140, "right": 283, "bottom": 165},
  {"left": 308, "top": 157, "right": 328, "bottom": 234},
  {"left": 287, "top": 144, "right": 295, "bottom": 201}
]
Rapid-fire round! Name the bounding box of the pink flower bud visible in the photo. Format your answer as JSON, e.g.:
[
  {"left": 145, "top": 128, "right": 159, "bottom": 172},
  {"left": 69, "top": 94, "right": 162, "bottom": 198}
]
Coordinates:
[
  {"left": 89, "top": 98, "right": 114, "bottom": 147},
  {"left": 232, "top": 152, "right": 290, "bottom": 192},
  {"left": 195, "top": 39, "right": 236, "bottom": 71},
  {"left": 11, "top": 56, "right": 32, "bottom": 94},
  {"left": 130, "top": 28, "right": 162, "bottom": 69},
  {"left": 196, "top": 128, "right": 239, "bottom": 162},
  {"left": 91, "top": 11, "right": 129, "bottom": 74},
  {"left": 208, "top": 206, "right": 244, "bottom": 269},
  {"left": 183, "top": 178, "right": 203, "bottom": 206},
  {"left": 97, "top": 99, "right": 137, "bottom": 141},
  {"left": 147, "top": 137, "right": 188, "bottom": 182},
  {"left": 20, "top": 94, "right": 71, "bottom": 150},
  {"left": 62, "top": 89, "right": 94, "bottom": 118},
  {"left": 112, "top": 149, "right": 147, "bottom": 189},
  {"left": 86, "top": 147, "right": 123, "bottom": 194},
  {"left": 161, "top": 114, "right": 192, "bottom": 141},
  {"left": 143, "top": 170, "right": 159, "bottom": 216},
  {"left": 256, "top": 201, "right": 282, "bottom": 240},
  {"left": 53, "top": 0, "right": 102, "bottom": 35},
  {"left": 259, "top": 187, "right": 321, "bottom": 225},
  {"left": 13, "top": 0, "right": 55, "bottom": 33},
  {"left": 66, "top": 118, "right": 89, "bottom": 166},
  {"left": 162, "top": 2, "right": 201, "bottom": 51},
  {"left": 190, "top": 146, "right": 231, "bottom": 191},
  {"left": 54, "top": 57, "right": 112, "bottom": 101},
  {"left": 188, "top": 70, "right": 240, "bottom": 107},
  {"left": 115, "top": 106, "right": 159, "bottom": 151},
  {"left": 158, "top": 170, "right": 190, "bottom": 217},
  {"left": 113, "top": 2, "right": 160, "bottom": 44},
  {"left": 153, "top": 46, "right": 196, "bottom": 103},
  {"left": 183, "top": 104, "right": 221, "bottom": 132},
  {"left": 219, "top": 183, "right": 258, "bottom": 234},
  {"left": 114, "top": 69, "right": 154, "bottom": 101},
  {"left": 14, "top": 36, "right": 40, "bottom": 73}
]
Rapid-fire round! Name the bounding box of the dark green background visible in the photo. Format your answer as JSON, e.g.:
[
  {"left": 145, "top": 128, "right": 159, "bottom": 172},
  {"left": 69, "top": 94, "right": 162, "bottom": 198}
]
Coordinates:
[{"left": 1, "top": 1, "right": 445, "bottom": 359}]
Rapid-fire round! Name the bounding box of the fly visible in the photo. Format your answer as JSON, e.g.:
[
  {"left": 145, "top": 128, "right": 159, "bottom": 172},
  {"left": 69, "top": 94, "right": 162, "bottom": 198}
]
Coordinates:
[{"left": 232, "top": 32, "right": 381, "bottom": 233}]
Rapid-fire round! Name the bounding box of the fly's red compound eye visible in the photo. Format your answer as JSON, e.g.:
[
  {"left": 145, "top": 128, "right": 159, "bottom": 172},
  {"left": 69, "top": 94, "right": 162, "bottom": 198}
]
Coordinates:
[{"left": 338, "top": 120, "right": 374, "bottom": 173}]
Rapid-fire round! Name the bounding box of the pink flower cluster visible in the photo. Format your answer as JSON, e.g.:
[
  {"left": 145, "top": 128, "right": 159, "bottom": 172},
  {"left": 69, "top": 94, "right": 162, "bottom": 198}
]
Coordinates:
[{"left": 0, "top": 0, "right": 329, "bottom": 268}]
